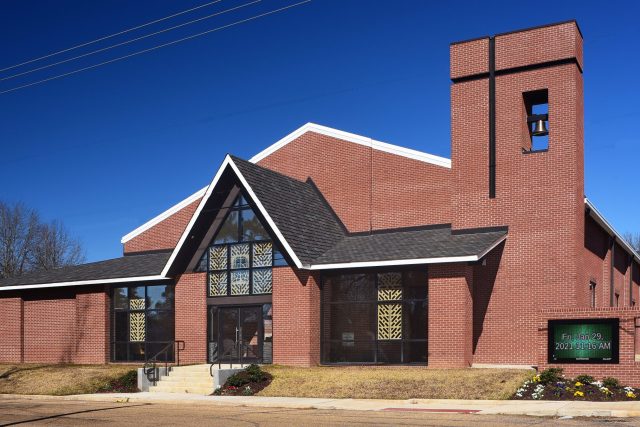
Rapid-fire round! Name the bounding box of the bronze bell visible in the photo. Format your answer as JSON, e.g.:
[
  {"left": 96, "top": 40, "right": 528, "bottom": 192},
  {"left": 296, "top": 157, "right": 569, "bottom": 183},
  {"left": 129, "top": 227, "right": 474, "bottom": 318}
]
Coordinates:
[{"left": 532, "top": 119, "right": 549, "bottom": 136}]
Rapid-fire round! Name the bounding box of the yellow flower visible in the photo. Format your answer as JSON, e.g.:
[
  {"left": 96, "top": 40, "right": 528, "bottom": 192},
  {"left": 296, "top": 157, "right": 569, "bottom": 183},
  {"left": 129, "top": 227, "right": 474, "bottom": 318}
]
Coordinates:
[
  {"left": 532, "top": 375, "right": 541, "bottom": 382},
  {"left": 627, "top": 391, "right": 637, "bottom": 399},
  {"left": 574, "top": 390, "right": 584, "bottom": 397},
  {"left": 575, "top": 381, "right": 583, "bottom": 387}
]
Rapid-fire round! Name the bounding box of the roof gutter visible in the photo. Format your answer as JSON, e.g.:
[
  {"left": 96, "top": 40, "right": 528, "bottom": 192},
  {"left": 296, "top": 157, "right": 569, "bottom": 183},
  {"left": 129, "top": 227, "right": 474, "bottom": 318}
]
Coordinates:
[{"left": 0, "top": 275, "right": 171, "bottom": 292}]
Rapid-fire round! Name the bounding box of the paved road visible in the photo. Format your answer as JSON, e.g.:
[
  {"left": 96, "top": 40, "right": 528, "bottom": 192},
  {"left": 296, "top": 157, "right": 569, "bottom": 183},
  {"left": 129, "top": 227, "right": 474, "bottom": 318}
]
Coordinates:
[{"left": 0, "top": 399, "right": 639, "bottom": 426}]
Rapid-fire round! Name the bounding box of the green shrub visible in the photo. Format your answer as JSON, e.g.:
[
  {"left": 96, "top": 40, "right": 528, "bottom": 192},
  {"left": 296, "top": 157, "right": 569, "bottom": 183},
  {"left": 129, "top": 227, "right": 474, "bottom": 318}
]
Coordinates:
[
  {"left": 603, "top": 377, "right": 620, "bottom": 389},
  {"left": 574, "top": 374, "right": 595, "bottom": 385},
  {"left": 242, "top": 385, "right": 253, "bottom": 396},
  {"left": 226, "top": 372, "right": 248, "bottom": 387},
  {"left": 246, "top": 364, "right": 267, "bottom": 383},
  {"left": 538, "top": 368, "right": 563, "bottom": 385}
]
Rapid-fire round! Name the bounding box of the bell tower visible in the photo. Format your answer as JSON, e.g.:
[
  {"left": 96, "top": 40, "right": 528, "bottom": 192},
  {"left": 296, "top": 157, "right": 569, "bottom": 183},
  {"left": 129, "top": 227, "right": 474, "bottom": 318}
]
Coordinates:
[{"left": 449, "top": 21, "right": 585, "bottom": 364}]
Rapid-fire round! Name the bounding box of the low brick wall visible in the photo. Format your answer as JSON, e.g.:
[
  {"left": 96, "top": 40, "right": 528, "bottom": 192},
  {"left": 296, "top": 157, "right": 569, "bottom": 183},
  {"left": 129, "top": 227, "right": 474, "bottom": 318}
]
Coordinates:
[{"left": 538, "top": 308, "right": 640, "bottom": 386}]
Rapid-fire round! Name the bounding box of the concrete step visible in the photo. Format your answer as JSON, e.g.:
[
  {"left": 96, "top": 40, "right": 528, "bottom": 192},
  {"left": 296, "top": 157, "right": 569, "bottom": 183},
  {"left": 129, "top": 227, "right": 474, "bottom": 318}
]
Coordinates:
[{"left": 148, "top": 385, "right": 213, "bottom": 394}]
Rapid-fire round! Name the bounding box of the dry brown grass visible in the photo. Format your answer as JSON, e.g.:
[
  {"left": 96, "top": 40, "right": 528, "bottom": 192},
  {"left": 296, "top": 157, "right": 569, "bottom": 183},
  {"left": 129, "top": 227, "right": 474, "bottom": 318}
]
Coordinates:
[
  {"left": 0, "top": 364, "right": 137, "bottom": 395},
  {"left": 259, "top": 366, "right": 533, "bottom": 400}
]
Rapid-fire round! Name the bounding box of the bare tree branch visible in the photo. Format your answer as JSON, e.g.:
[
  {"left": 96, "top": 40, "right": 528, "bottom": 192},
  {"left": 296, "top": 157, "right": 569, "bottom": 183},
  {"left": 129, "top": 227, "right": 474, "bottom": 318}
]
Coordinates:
[
  {"left": 623, "top": 232, "right": 640, "bottom": 253},
  {"left": 0, "top": 201, "right": 85, "bottom": 279}
]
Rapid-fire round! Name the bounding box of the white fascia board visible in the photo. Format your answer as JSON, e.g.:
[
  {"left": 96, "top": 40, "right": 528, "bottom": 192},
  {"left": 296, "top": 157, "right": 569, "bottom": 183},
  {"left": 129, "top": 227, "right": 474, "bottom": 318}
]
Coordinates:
[
  {"left": 160, "top": 156, "right": 304, "bottom": 277},
  {"left": 307, "top": 234, "right": 507, "bottom": 270},
  {"left": 161, "top": 156, "right": 232, "bottom": 277},
  {"left": 249, "top": 122, "right": 452, "bottom": 169},
  {"left": 308, "top": 255, "right": 478, "bottom": 270},
  {"left": 585, "top": 197, "right": 640, "bottom": 262},
  {"left": 121, "top": 187, "right": 207, "bottom": 244},
  {"left": 0, "top": 275, "right": 170, "bottom": 292}
]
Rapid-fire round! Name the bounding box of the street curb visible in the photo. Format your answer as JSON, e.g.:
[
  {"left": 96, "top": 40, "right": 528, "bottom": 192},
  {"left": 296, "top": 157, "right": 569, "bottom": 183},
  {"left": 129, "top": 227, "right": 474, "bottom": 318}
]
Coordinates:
[{"left": 2, "top": 393, "right": 640, "bottom": 417}]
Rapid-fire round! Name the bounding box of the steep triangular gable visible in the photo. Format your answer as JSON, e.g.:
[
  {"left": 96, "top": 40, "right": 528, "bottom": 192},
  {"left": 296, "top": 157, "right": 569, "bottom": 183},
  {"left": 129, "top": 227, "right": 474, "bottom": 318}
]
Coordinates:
[{"left": 161, "top": 155, "right": 346, "bottom": 276}]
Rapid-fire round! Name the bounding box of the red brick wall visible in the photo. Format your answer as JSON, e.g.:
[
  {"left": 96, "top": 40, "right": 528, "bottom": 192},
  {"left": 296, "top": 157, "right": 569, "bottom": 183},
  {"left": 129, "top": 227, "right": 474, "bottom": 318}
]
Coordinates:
[
  {"left": 428, "top": 264, "right": 474, "bottom": 367},
  {"left": 257, "top": 132, "right": 452, "bottom": 232},
  {"left": 174, "top": 273, "right": 207, "bottom": 364},
  {"left": 23, "top": 289, "right": 77, "bottom": 363},
  {"left": 75, "top": 286, "right": 109, "bottom": 364},
  {"left": 451, "top": 22, "right": 584, "bottom": 365},
  {"left": 272, "top": 267, "right": 320, "bottom": 366},
  {"left": 582, "top": 215, "right": 609, "bottom": 308},
  {"left": 0, "top": 294, "right": 23, "bottom": 363},
  {"left": 0, "top": 287, "right": 109, "bottom": 364},
  {"left": 538, "top": 308, "right": 640, "bottom": 387},
  {"left": 124, "top": 198, "right": 201, "bottom": 254}
]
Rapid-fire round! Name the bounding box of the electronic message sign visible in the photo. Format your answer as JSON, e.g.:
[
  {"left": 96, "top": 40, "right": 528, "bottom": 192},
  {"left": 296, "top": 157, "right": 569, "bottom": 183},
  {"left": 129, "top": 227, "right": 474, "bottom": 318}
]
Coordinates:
[{"left": 548, "top": 318, "right": 619, "bottom": 364}]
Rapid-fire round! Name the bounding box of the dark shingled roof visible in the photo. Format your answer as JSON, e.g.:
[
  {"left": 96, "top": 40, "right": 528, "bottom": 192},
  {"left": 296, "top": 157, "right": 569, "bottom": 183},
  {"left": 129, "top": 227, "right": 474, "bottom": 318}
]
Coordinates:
[
  {"left": 231, "top": 156, "right": 346, "bottom": 265},
  {"left": 0, "top": 252, "right": 171, "bottom": 288},
  {"left": 312, "top": 226, "right": 507, "bottom": 265}
]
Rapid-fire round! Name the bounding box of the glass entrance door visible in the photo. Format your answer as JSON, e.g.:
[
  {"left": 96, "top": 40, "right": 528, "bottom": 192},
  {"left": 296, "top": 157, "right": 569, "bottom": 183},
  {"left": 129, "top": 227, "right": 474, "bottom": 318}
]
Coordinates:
[{"left": 208, "top": 305, "right": 263, "bottom": 364}]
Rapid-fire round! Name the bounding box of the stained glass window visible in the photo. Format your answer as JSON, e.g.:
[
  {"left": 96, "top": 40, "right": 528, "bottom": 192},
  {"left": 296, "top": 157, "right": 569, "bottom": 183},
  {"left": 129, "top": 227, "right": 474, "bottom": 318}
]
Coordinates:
[
  {"left": 231, "top": 270, "right": 250, "bottom": 295},
  {"left": 230, "top": 244, "right": 250, "bottom": 269},
  {"left": 204, "top": 193, "right": 285, "bottom": 297},
  {"left": 111, "top": 284, "right": 175, "bottom": 362},
  {"left": 252, "top": 269, "right": 273, "bottom": 294},
  {"left": 321, "top": 271, "right": 428, "bottom": 364}
]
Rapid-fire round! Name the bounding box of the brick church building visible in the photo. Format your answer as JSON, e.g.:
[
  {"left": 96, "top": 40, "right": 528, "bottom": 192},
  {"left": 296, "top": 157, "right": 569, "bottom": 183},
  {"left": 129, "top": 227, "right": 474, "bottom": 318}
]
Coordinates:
[{"left": 2, "top": 21, "right": 639, "bottom": 383}]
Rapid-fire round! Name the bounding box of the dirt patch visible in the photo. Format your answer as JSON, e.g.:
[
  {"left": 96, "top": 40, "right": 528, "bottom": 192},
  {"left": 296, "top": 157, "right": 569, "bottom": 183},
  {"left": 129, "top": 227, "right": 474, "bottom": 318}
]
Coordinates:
[
  {"left": 258, "top": 366, "right": 532, "bottom": 400},
  {"left": 0, "top": 364, "right": 138, "bottom": 395}
]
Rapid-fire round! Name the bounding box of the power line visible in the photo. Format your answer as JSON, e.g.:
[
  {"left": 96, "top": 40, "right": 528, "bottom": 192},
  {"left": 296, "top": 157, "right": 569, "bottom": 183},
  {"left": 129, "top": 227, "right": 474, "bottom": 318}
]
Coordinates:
[
  {"left": 0, "top": 0, "right": 225, "bottom": 73},
  {"left": 0, "top": 1, "right": 312, "bottom": 95},
  {"left": 1, "top": 0, "right": 261, "bottom": 82}
]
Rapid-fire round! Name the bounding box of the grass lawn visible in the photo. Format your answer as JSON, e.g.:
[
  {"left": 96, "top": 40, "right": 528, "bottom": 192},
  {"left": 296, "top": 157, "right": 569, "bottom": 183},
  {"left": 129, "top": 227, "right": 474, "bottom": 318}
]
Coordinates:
[
  {"left": 0, "top": 364, "right": 137, "bottom": 395},
  {"left": 259, "top": 366, "right": 533, "bottom": 400}
]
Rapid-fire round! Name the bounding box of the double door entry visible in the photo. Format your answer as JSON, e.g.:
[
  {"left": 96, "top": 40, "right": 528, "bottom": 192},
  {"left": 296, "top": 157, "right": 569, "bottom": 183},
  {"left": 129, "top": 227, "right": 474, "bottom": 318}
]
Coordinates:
[{"left": 208, "top": 305, "right": 271, "bottom": 364}]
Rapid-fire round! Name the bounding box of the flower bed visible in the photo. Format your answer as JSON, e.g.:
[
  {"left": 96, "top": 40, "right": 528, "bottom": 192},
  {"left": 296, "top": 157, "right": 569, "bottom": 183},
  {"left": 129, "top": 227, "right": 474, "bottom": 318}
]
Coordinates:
[
  {"left": 213, "top": 364, "right": 272, "bottom": 396},
  {"left": 512, "top": 368, "right": 639, "bottom": 401}
]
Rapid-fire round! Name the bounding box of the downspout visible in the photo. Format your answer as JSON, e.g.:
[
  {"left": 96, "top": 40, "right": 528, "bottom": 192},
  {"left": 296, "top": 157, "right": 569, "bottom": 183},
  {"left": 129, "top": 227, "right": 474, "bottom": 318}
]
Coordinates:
[
  {"left": 488, "top": 36, "right": 496, "bottom": 199},
  {"left": 610, "top": 237, "right": 615, "bottom": 307},
  {"left": 630, "top": 254, "right": 634, "bottom": 306}
]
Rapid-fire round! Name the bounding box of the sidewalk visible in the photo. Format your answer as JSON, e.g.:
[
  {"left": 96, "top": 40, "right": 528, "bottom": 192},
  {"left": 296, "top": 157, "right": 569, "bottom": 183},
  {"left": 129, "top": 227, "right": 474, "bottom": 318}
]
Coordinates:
[{"left": 2, "top": 392, "right": 640, "bottom": 418}]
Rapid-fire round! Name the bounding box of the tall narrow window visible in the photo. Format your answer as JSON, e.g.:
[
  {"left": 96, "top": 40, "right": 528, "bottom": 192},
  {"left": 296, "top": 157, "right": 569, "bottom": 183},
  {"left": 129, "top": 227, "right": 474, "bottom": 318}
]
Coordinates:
[
  {"left": 203, "top": 194, "right": 287, "bottom": 297},
  {"left": 111, "top": 284, "right": 175, "bottom": 362},
  {"left": 589, "top": 281, "right": 597, "bottom": 308}
]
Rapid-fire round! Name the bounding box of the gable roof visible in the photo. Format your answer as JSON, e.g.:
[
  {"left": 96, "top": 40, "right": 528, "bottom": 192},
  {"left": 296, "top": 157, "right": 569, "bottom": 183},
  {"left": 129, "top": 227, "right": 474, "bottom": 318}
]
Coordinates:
[
  {"left": 162, "top": 154, "right": 505, "bottom": 275},
  {"left": 0, "top": 252, "right": 171, "bottom": 291},
  {"left": 231, "top": 156, "right": 346, "bottom": 264},
  {"left": 121, "top": 123, "right": 451, "bottom": 245},
  {"left": 249, "top": 122, "right": 452, "bottom": 168}
]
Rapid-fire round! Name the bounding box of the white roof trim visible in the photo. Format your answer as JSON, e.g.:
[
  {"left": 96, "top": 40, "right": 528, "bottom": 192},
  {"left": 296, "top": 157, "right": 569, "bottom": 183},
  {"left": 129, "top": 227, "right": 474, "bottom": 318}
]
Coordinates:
[
  {"left": 307, "top": 234, "right": 507, "bottom": 270},
  {"left": 121, "top": 187, "right": 207, "bottom": 244},
  {"left": 249, "top": 122, "right": 452, "bottom": 168},
  {"left": 585, "top": 197, "right": 640, "bottom": 262},
  {"left": 161, "top": 156, "right": 304, "bottom": 277},
  {"left": 0, "top": 275, "right": 170, "bottom": 292},
  {"left": 122, "top": 123, "right": 451, "bottom": 245}
]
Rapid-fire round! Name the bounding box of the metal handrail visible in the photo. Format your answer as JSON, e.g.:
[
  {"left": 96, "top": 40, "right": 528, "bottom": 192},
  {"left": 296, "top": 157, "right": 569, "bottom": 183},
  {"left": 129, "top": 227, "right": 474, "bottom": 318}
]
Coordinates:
[
  {"left": 143, "top": 340, "right": 185, "bottom": 386},
  {"left": 209, "top": 341, "right": 246, "bottom": 377}
]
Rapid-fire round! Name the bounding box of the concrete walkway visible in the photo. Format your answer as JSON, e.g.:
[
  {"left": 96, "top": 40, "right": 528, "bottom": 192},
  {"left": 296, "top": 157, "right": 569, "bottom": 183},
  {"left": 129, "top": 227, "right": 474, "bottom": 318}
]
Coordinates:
[{"left": 2, "top": 392, "right": 640, "bottom": 418}]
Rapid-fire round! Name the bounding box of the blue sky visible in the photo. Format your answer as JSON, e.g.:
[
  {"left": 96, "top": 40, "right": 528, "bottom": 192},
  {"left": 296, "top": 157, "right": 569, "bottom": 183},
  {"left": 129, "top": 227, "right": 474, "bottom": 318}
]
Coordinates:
[{"left": 1, "top": 0, "right": 639, "bottom": 262}]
